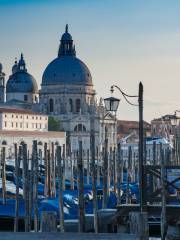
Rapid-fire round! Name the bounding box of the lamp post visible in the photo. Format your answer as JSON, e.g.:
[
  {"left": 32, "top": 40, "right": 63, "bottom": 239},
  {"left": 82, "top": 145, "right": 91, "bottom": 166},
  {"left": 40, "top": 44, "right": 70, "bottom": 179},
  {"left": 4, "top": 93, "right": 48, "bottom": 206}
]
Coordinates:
[
  {"left": 104, "top": 82, "right": 146, "bottom": 212},
  {"left": 103, "top": 96, "right": 120, "bottom": 208}
]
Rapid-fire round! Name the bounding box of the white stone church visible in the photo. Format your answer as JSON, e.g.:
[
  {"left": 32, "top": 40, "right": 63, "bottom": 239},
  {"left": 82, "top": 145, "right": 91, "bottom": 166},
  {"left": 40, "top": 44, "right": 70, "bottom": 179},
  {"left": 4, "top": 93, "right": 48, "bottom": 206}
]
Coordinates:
[{"left": 0, "top": 25, "right": 117, "bottom": 155}]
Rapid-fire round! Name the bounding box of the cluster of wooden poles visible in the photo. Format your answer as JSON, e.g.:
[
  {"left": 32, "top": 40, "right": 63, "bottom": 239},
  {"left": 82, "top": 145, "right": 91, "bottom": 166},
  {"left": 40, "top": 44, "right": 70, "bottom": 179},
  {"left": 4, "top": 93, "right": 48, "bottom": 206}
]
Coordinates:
[
  {"left": 0, "top": 137, "right": 173, "bottom": 237},
  {"left": 0, "top": 137, "right": 128, "bottom": 233}
]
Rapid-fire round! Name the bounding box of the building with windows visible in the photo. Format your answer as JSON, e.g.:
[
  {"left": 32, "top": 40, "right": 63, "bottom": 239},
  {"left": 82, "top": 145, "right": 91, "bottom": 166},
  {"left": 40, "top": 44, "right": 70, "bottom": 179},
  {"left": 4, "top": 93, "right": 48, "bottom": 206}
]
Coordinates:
[
  {"left": 0, "top": 25, "right": 117, "bottom": 156},
  {"left": 0, "top": 106, "right": 66, "bottom": 157},
  {"left": 151, "top": 114, "right": 180, "bottom": 139},
  {"left": 38, "top": 24, "right": 116, "bottom": 154},
  {"left": 0, "top": 107, "right": 48, "bottom": 131}
]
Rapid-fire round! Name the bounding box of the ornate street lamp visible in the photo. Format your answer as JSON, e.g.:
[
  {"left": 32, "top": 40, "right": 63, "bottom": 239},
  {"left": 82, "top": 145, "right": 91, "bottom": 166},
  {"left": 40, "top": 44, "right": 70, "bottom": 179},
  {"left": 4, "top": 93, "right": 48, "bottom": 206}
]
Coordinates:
[
  {"left": 104, "top": 96, "right": 120, "bottom": 113},
  {"left": 104, "top": 86, "right": 120, "bottom": 113}
]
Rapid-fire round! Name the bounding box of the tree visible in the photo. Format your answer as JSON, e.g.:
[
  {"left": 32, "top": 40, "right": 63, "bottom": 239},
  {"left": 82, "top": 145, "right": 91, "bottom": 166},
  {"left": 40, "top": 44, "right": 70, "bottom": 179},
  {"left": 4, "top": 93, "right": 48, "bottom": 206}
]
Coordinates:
[{"left": 48, "top": 116, "right": 61, "bottom": 131}]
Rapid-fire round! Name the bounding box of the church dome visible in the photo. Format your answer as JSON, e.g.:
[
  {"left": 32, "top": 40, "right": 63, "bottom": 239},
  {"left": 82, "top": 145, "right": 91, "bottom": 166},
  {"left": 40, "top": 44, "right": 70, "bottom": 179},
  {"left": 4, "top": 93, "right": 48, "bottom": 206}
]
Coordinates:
[
  {"left": 42, "top": 56, "right": 92, "bottom": 86},
  {"left": 6, "top": 54, "right": 38, "bottom": 93},
  {"left": 41, "top": 25, "right": 93, "bottom": 86}
]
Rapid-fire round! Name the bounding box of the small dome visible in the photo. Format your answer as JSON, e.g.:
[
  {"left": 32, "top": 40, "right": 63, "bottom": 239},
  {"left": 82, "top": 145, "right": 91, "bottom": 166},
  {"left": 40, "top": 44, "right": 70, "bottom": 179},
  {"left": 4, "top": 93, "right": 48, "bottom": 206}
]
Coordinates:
[
  {"left": 6, "top": 71, "right": 38, "bottom": 93},
  {"left": 42, "top": 56, "right": 92, "bottom": 86},
  {"left": 7, "top": 54, "right": 38, "bottom": 93},
  {"left": 61, "top": 32, "right": 72, "bottom": 41}
]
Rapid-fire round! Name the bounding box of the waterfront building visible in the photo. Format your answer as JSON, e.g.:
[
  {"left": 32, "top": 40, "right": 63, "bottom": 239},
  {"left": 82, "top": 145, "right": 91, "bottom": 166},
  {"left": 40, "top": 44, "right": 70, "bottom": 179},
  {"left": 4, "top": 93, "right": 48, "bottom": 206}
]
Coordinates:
[
  {"left": 0, "top": 25, "right": 116, "bottom": 157},
  {"left": 119, "top": 133, "right": 173, "bottom": 167},
  {"left": 0, "top": 107, "right": 48, "bottom": 132},
  {"left": 0, "top": 107, "right": 66, "bottom": 156},
  {"left": 39, "top": 25, "right": 116, "bottom": 155},
  {"left": 151, "top": 114, "right": 180, "bottom": 140}
]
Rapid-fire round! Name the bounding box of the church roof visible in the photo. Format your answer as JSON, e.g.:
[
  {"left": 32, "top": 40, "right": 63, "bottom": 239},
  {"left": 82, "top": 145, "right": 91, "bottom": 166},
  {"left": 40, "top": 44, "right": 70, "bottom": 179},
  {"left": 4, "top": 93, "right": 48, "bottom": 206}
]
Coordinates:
[
  {"left": 6, "top": 54, "right": 38, "bottom": 93},
  {"left": 0, "top": 130, "right": 65, "bottom": 138},
  {"left": 42, "top": 56, "right": 92, "bottom": 86},
  {"left": 0, "top": 107, "right": 45, "bottom": 115},
  {"left": 41, "top": 25, "right": 93, "bottom": 86}
]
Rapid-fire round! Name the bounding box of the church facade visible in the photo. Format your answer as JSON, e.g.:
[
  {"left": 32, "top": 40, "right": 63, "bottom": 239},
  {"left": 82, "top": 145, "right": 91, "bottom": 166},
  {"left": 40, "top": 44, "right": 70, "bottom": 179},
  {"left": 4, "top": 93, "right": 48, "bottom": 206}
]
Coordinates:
[{"left": 0, "top": 25, "right": 117, "bottom": 157}]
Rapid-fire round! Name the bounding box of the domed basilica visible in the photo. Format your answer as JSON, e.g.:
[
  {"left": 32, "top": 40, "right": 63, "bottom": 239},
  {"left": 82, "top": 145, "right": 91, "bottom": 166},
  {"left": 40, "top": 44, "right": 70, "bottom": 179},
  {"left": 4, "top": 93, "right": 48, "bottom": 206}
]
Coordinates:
[{"left": 0, "top": 25, "right": 117, "bottom": 154}]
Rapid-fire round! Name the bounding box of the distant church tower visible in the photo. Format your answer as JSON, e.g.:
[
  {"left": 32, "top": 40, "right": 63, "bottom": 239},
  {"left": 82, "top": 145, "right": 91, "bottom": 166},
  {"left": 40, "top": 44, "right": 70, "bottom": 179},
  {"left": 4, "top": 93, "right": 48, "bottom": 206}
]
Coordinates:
[
  {"left": 0, "top": 63, "right": 5, "bottom": 103},
  {"left": 6, "top": 54, "right": 39, "bottom": 104}
]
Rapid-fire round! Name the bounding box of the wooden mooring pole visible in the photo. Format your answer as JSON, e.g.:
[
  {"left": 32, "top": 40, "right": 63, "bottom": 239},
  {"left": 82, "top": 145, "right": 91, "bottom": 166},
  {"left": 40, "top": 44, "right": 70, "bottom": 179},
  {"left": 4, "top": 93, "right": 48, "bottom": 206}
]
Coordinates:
[
  {"left": 22, "top": 143, "right": 30, "bottom": 232},
  {"left": 70, "top": 151, "right": 74, "bottom": 190},
  {"left": 91, "top": 123, "right": 98, "bottom": 233},
  {"left": 44, "top": 143, "right": 48, "bottom": 197},
  {"left": 62, "top": 144, "right": 66, "bottom": 190},
  {"left": 117, "top": 143, "right": 122, "bottom": 205},
  {"left": 33, "top": 140, "right": 39, "bottom": 232},
  {"left": 14, "top": 144, "right": 20, "bottom": 232},
  {"left": 47, "top": 149, "right": 51, "bottom": 197},
  {"left": 51, "top": 142, "right": 56, "bottom": 197},
  {"left": 126, "top": 146, "right": 132, "bottom": 204},
  {"left": 57, "top": 145, "right": 65, "bottom": 232},
  {"left": 87, "top": 149, "right": 90, "bottom": 185},
  {"left": 160, "top": 144, "right": 167, "bottom": 240},
  {"left": 78, "top": 140, "right": 85, "bottom": 232},
  {"left": 113, "top": 146, "right": 117, "bottom": 194},
  {"left": 96, "top": 146, "right": 100, "bottom": 187},
  {"left": 1, "top": 146, "right": 6, "bottom": 205}
]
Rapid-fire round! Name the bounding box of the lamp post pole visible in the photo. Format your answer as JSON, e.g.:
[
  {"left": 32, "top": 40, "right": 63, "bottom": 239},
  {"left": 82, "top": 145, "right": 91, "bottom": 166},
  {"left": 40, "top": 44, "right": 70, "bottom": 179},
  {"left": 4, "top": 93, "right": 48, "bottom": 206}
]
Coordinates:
[
  {"left": 138, "top": 82, "right": 146, "bottom": 212},
  {"left": 105, "top": 82, "right": 148, "bottom": 238},
  {"left": 90, "top": 116, "right": 98, "bottom": 233}
]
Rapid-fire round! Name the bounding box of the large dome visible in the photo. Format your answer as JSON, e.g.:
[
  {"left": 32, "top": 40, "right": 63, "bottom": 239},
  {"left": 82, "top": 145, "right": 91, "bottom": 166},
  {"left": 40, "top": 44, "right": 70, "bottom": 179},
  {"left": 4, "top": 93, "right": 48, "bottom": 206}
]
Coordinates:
[
  {"left": 42, "top": 56, "right": 92, "bottom": 86},
  {"left": 6, "top": 54, "right": 38, "bottom": 93},
  {"left": 41, "top": 25, "right": 93, "bottom": 87}
]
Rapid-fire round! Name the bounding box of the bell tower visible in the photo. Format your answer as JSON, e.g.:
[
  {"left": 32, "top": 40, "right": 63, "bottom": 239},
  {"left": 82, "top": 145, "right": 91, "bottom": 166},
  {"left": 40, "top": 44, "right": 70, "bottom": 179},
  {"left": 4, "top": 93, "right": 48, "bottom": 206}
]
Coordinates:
[{"left": 0, "top": 63, "right": 5, "bottom": 103}]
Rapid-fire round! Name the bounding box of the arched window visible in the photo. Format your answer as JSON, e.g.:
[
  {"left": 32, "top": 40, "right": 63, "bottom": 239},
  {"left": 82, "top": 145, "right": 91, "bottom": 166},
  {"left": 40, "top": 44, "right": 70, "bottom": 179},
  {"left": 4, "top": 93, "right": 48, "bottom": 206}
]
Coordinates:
[
  {"left": 2, "top": 140, "right": 7, "bottom": 145},
  {"left": 69, "top": 99, "right": 73, "bottom": 112},
  {"left": 74, "top": 124, "right": 86, "bottom": 132},
  {"left": 49, "top": 99, "right": 54, "bottom": 113},
  {"left": 76, "top": 99, "right": 81, "bottom": 113}
]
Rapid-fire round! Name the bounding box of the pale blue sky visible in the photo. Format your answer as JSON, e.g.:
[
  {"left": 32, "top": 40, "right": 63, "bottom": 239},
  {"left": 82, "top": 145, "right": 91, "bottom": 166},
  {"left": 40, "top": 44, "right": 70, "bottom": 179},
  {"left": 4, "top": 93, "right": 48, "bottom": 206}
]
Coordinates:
[{"left": 1, "top": 0, "right": 180, "bottom": 121}]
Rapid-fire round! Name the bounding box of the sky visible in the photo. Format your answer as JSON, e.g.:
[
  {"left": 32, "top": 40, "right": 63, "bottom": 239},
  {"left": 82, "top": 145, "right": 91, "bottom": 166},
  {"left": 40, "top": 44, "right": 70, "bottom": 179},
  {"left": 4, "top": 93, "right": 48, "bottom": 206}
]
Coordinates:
[{"left": 1, "top": 0, "right": 180, "bottom": 122}]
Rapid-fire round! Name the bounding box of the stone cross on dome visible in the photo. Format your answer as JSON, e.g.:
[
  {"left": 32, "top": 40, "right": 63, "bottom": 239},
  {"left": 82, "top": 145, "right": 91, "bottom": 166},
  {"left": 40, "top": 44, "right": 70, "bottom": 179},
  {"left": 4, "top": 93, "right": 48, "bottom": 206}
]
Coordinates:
[{"left": 65, "top": 24, "right": 68, "bottom": 33}]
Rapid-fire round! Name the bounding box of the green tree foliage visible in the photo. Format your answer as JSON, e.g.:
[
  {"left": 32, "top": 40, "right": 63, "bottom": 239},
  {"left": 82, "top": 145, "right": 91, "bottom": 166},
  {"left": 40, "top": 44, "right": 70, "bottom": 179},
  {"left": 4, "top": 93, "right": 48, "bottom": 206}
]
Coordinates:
[{"left": 48, "top": 116, "right": 61, "bottom": 131}]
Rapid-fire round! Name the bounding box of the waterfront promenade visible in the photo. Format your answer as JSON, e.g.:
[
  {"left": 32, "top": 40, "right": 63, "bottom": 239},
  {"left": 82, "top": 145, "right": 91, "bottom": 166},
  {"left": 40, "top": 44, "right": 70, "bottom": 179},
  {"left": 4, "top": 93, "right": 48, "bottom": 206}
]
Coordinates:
[{"left": 0, "top": 233, "right": 138, "bottom": 240}]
